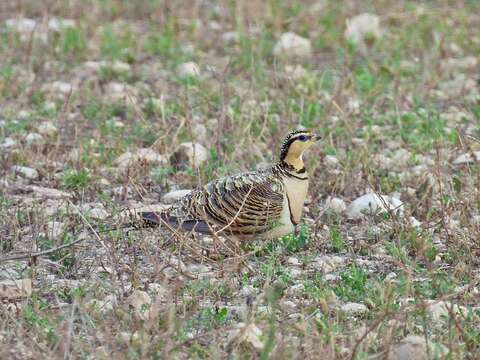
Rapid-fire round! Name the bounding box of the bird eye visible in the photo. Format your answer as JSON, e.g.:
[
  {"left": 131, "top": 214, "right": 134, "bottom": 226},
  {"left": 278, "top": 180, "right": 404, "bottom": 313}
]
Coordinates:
[{"left": 298, "top": 135, "right": 309, "bottom": 142}]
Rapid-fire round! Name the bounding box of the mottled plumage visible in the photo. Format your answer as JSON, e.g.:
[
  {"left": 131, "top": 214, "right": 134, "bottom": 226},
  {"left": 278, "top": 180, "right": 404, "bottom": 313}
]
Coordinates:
[{"left": 136, "top": 130, "right": 319, "bottom": 240}]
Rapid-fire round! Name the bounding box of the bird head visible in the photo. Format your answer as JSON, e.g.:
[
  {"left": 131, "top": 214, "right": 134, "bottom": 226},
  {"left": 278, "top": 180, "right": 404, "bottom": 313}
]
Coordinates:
[{"left": 280, "top": 130, "right": 320, "bottom": 170}]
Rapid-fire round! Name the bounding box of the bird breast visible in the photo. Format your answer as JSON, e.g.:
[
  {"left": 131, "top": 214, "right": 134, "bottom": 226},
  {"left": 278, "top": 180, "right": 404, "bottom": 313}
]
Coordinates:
[{"left": 282, "top": 176, "right": 309, "bottom": 224}]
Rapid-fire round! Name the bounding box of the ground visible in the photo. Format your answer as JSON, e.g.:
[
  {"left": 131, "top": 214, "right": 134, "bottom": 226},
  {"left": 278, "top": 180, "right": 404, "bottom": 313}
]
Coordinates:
[{"left": 0, "top": 0, "right": 480, "bottom": 359}]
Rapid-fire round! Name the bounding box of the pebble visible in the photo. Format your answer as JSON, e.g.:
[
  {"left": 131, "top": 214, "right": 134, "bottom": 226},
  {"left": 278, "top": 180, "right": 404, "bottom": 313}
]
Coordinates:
[
  {"left": 452, "top": 151, "right": 480, "bottom": 164},
  {"left": 176, "top": 62, "right": 200, "bottom": 77},
  {"left": 37, "top": 121, "right": 58, "bottom": 136},
  {"left": 388, "top": 335, "right": 428, "bottom": 360},
  {"left": 115, "top": 148, "right": 167, "bottom": 168},
  {"left": 28, "top": 185, "right": 71, "bottom": 199},
  {"left": 41, "top": 81, "right": 73, "bottom": 95},
  {"left": 47, "top": 18, "right": 76, "bottom": 32},
  {"left": 1, "top": 137, "right": 17, "bottom": 150},
  {"left": 46, "top": 221, "right": 65, "bottom": 240},
  {"left": 346, "top": 193, "right": 403, "bottom": 219},
  {"left": 192, "top": 123, "right": 208, "bottom": 143},
  {"left": 340, "top": 302, "right": 368, "bottom": 315},
  {"left": 324, "top": 155, "right": 339, "bottom": 167},
  {"left": 170, "top": 142, "right": 209, "bottom": 168},
  {"left": 5, "top": 18, "right": 36, "bottom": 33},
  {"left": 162, "top": 189, "right": 192, "bottom": 204},
  {"left": 344, "top": 13, "right": 381, "bottom": 46},
  {"left": 11, "top": 165, "right": 39, "bottom": 180},
  {"left": 440, "top": 56, "right": 478, "bottom": 72},
  {"left": 325, "top": 197, "right": 346, "bottom": 213},
  {"left": 273, "top": 32, "right": 312, "bottom": 59}
]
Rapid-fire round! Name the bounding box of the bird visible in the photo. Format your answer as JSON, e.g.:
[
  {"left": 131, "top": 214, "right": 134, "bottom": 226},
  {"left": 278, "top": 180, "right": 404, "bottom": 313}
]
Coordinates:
[{"left": 131, "top": 129, "right": 320, "bottom": 241}]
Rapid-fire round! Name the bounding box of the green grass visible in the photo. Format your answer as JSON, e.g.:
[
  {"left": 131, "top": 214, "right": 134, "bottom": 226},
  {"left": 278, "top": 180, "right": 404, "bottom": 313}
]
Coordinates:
[{"left": 1, "top": 0, "right": 479, "bottom": 358}]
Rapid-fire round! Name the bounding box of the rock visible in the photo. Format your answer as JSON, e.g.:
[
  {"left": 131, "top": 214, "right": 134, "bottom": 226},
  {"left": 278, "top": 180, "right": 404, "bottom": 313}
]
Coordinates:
[
  {"left": 105, "top": 82, "right": 127, "bottom": 99},
  {"left": 325, "top": 197, "right": 346, "bottom": 213},
  {"left": 5, "top": 18, "right": 36, "bottom": 33},
  {"left": 426, "top": 300, "right": 465, "bottom": 323},
  {"left": 115, "top": 148, "right": 167, "bottom": 168},
  {"left": 287, "top": 256, "right": 300, "bottom": 266},
  {"left": 11, "top": 165, "right": 39, "bottom": 180},
  {"left": 192, "top": 123, "right": 208, "bottom": 143},
  {"left": 80, "top": 203, "right": 109, "bottom": 220},
  {"left": 340, "top": 302, "right": 368, "bottom": 316},
  {"left": 37, "top": 121, "right": 58, "bottom": 136},
  {"left": 324, "top": 155, "right": 339, "bottom": 167},
  {"left": 28, "top": 185, "right": 72, "bottom": 199},
  {"left": 25, "top": 133, "right": 43, "bottom": 145},
  {"left": 127, "top": 290, "right": 151, "bottom": 320},
  {"left": 409, "top": 217, "right": 422, "bottom": 228},
  {"left": 311, "top": 255, "right": 345, "bottom": 273},
  {"left": 47, "top": 18, "right": 76, "bottom": 32},
  {"left": 46, "top": 221, "right": 65, "bottom": 240},
  {"left": 0, "top": 279, "right": 32, "bottom": 299},
  {"left": 346, "top": 193, "right": 403, "bottom": 219},
  {"left": 388, "top": 335, "right": 427, "bottom": 360},
  {"left": 452, "top": 151, "right": 480, "bottom": 164},
  {"left": 0, "top": 137, "right": 17, "bottom": 150},
  {"left": 239, "top": 285, "right": 256, "bottom": 298},
  {"left": 222, "top": 31, "right": 239, "bottom": 43},
  {"left": 111, "top": 60, "right": 131, "bottom": 73},
  {"left": 273, "top": 32, "right": 312, "bottom": 59},
  {"left": 176, "top": 62, "right": 200, "bottom": 77},
  {"left": 284, "top": 64, "right": 307, "bottom": 79},
  {"left": 229, "top": 323, "right": 264, "bottom": 351},
  {"left": 344, "top": 13, "right": 381, "bottom": 46},
  {"left": 437, "top": 75, "right": 477, "bottom": 98},
  {"left": 41, "top": 81, "right": 73, "bottom": 96},
  {"left": 162, "top": 189, "right": 192, "bottom": 204},
  {"left": 440, "top": 56, "right": 478, "bottom": 72},
  {"left": 171, "top": 142, "right": 209, "bottom": 168}
]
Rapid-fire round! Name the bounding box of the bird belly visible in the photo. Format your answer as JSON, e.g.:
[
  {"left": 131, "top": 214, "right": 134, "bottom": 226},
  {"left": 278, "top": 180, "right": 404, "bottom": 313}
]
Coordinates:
[{"left": 263, "top": 194, "right": 295, "bottom": 239}]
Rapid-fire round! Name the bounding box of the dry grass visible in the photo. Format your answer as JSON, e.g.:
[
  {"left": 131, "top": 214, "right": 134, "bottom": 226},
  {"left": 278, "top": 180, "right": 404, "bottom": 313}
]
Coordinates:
[{"left": 1, "top": 0, "right": 480, "bottom": 359}]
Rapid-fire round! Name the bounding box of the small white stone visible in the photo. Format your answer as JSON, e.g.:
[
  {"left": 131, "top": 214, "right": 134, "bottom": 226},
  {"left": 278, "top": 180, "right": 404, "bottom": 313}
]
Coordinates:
[
  {"left": 388, "top": 335, "right": 428, "bottom": 360},
  {"left": 115, "top": 148, "right": 167, "bottom": 168},
  {"left": 105, "top": 82, "right": 126, "bottom": 95},
  {"left": 28, "top": 185, "right": 71, "bottom": 199},
  {"left": 1, "top": 137, "right": 17, "bottom": 150},
  {"left": 176, "top": 62, "right": 200, "bottom": 77},
  {"left": 126, "top": 290, "right": 151, "bottom": 320},
  {"left": 229, "top": 323, "right": 264, "bottom": 350},
  {"left": 341, "top": 302, "right": 368, "bottom": 315},
  {"left": 222, "top": 31, "right": 239, "bottom": 43},
  {"left": 112, "top": 60, "right": 131, "bottom": 73},
  {"left": 273, "top": 32, "right": 311, "bottom": 59},
  {"left": 346, "top": 193, "right": 403, "bottom": 219},
  {"left": 18, "top": 110, "right": 31, "bottom": 119},
  {"left": 426, "top": 300, "right": 465, "bottom": 323},
  {"left": 24, "top": 133, "right": 43, "bottom": 145},
  {"left": 325, "top": 197, "right": 347, "bottom": 213},
  {"left": 42, "top": 81, "right": 73, "bottom": 95},
  {"left": 5, "top": 18, "right": 37, "bottom": 33},
  {"left": 409, "top": 216, "right": 422, "bottom": 228},
  {"left": 452, "top": 151, "right": 480, "bottom": 164},
  {"left": 287, "top": 257, "right": 300, "bottom": 266},
  {"left": 11, "top": 165, "right": 39, "bottom": 180},
  {"left": 162, "top": 189, "right": 192, "bottom": 204},
  {"left": 46, "top": 221, "right": 65, "bottom": 240},
  {"left": 344, "top": 13, "right": 381, "bottom": 45},
  {"left": 37, "top": 121, "right": 58, "bottom": 136},
  {"left": 171, "top": 142, "right": 209, "bottom": 168},
  {"left": 47, "top": 18, "right": 76, "bottom": 32},
  {"left": 324, "top": 155, "right": 339, "bottom": 166},
  {"left": 192, "top": 123, "right": 208, "bottom": 143},
  {"left": 284, "top": 64, "right": 307, "bottom": 79},
  {"left": 440, "top": 56, "right": 478, "bottom": 72}
]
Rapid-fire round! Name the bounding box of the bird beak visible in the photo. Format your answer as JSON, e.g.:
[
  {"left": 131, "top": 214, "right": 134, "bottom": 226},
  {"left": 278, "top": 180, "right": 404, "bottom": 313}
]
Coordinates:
[{"left": 311, "top": 133, "right": 321, "bottom": 142}]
